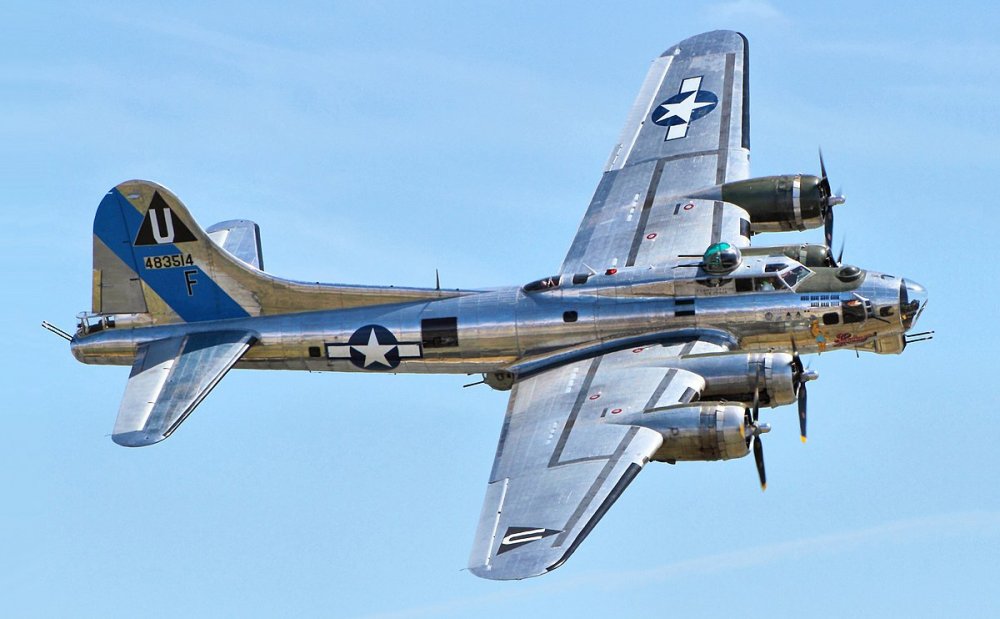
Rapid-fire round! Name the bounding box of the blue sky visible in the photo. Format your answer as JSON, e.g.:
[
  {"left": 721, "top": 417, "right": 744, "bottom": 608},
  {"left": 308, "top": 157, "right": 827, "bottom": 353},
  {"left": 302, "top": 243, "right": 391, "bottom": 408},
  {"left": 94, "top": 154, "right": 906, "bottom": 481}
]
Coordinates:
[{"left": 4, "top": 1, "right": 998, "bottom": 617}]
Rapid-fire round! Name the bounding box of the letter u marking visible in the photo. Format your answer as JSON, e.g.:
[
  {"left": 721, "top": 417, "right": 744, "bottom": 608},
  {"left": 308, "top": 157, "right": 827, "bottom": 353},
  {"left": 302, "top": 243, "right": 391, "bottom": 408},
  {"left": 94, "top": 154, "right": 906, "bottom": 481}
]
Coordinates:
[{"left": 150, "top": 208, "right": 175, "bottom": 244}]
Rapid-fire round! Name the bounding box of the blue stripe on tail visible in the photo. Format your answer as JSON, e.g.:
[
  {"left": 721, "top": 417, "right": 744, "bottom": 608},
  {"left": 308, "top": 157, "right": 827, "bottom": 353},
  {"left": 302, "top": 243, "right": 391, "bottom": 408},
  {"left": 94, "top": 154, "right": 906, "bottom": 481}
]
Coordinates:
[{"left": 93, "top": 189, "right": 250, "bottom": 322}]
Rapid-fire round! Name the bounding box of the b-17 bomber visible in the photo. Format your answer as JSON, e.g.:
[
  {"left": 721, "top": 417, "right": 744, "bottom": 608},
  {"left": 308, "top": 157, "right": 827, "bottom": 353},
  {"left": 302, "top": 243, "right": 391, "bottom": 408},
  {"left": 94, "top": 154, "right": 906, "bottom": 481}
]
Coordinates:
[{"left": 57, "top": 31, "right": 930, "bottom": 580}]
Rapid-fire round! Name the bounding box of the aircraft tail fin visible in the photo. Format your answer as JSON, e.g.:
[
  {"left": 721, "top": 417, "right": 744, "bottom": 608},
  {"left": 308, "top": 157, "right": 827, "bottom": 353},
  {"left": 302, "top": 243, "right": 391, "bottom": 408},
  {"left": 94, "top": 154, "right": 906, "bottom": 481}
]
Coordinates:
[
  {"left": 92, "top": 181, "right": 262, "bottom": 323},
  {"left": 92, "top": 180, "right": 461, "bottom": 325}
]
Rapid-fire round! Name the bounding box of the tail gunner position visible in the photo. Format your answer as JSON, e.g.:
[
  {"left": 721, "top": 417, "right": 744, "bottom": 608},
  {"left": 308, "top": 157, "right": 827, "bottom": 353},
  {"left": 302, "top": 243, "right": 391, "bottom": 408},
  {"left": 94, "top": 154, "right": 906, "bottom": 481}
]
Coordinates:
[{"left": 57, "top": 31, "right": 929, "bottom": 580}]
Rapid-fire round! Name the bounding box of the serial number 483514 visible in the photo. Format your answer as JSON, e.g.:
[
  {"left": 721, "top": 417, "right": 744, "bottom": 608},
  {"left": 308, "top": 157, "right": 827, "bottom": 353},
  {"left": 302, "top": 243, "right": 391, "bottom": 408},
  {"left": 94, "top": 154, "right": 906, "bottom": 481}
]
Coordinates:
[{"left": 144, "top": 253, "right": 194, "bottom": 270}]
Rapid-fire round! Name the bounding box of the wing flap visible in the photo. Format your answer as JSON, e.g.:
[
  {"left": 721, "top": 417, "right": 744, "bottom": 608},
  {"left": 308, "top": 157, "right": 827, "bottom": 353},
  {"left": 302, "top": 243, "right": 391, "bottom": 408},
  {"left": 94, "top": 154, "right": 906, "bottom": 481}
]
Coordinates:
[{"left": 112, "top": 330, "right": 256, "bottom": 447}]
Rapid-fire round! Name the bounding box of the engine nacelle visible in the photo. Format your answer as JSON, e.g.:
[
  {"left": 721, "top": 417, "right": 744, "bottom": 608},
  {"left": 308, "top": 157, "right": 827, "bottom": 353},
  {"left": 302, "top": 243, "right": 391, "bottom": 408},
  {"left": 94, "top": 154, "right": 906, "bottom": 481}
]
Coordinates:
[
  {"left": 673, "top": 352, "right": 799, "bottom": 408},
  {"left": 743, "top": 243, "right": 835, "bottom": 268},
  {"left": 689, "top": 174, "right": 828, "bottom": 233},
  {"left": 621, "top": 403, "right": 749, "bottom": 462}
]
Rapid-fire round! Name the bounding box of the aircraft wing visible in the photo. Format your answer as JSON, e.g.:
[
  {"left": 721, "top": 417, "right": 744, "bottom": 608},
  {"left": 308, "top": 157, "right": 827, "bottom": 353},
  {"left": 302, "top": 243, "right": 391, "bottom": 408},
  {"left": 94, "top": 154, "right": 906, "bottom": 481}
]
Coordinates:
[
  {"left": 468, "top": 338, "right": 728, "bottom": 580},
  {"left": 112, "top": 330, "right": 257, "bottom": 447},
  {"left": 561, "top": 30, "right": 751, "bottom": 275}
]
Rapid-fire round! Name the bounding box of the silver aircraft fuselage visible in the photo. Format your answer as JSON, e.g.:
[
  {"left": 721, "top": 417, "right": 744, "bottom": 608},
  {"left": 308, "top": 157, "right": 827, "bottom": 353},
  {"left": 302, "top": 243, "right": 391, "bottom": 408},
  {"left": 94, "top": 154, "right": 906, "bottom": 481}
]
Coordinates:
[{"left": 72, "top": 256, "right": 926, "bottom": 378}]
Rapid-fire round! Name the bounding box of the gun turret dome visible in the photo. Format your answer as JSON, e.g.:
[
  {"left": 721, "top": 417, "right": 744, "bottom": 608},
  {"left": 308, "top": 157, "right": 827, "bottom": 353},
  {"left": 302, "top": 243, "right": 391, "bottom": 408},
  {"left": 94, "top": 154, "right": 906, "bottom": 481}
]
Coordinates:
[{"left": 703, "top": 242, "right": 742, "bottom": 274}]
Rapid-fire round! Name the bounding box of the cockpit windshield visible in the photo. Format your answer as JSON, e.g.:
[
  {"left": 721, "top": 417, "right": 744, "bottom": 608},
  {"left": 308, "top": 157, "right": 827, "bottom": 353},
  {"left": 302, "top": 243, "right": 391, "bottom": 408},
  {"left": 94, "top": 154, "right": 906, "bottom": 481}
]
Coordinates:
[
  {"left": 780, "top": 265, "right": 812, "bottom": 289},
  {"left": 523, "top": 275, "right": 561, "bottom": 292},
  {"left": 734, "top": 263, "right": 813, "bottom": 293}
]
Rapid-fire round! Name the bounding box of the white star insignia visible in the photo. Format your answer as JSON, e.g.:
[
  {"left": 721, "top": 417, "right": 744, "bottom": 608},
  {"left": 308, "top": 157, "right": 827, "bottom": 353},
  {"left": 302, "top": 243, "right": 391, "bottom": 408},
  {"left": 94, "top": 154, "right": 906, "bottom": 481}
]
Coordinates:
[
  {"left": 657, "top": 91, "right": 714, "bottom": 125},
  {"left": 352, "top": 328, "right": 396, "bottom": 367}
]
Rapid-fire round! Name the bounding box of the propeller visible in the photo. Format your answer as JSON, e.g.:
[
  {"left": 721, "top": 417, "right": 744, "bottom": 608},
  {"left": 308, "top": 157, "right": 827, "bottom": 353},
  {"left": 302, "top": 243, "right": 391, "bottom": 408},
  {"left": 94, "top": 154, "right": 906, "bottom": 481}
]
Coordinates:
[
  {"left": 818, "top": 149, "right": 846, "bottom": 265},
  {"left": 790, "top": 340, "right": 818, "bottom": 443},
  {"left": 746, "top": 363, "right": 770, "bottom": 491},
  {"left": 824, "top": 236, "right": 846, "bottom": 268}
]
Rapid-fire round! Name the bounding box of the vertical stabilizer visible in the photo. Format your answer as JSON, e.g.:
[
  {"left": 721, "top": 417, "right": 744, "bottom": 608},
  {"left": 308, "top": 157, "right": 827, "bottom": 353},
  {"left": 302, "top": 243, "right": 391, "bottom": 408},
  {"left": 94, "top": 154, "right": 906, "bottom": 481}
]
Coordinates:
[
  {"left": 92, "top": 181, "right": 255, "bottom": 323},
  {"left": 90, "top": 180, "right": 466, "bottom": 325}
]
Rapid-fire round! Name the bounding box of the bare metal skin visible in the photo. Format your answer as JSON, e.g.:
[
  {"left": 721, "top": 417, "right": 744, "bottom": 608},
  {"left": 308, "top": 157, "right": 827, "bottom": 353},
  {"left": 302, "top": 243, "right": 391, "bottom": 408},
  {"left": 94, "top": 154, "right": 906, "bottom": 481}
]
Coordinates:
[{"left": 63, "top": 31, "right": 929, "bottom": 581}]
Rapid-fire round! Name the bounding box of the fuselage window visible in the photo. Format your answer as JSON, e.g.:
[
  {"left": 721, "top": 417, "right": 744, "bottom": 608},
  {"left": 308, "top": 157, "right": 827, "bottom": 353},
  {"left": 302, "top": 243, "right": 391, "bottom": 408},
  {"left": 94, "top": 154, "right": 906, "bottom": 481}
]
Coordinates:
[
  {"left": 421, "top": 317, "right": 459, "bottom": 348},
  {"left": 842, "top": 299, "right": 866, "bottom": 324}
]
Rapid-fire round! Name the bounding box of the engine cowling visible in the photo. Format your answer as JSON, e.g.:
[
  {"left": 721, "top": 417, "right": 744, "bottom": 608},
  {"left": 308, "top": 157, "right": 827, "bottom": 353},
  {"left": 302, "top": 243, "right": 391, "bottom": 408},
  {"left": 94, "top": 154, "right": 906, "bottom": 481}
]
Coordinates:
[
  {"left": 689, "top": 174, "right": 828, "bottom": 233},
  {"left": 743, "top": 243, "right": 835, "bottom": 268},
  {"left": 621, "top": 403, "right": 749, "bottom": 462},
  {"left": 673, "top": 352, "right": 799, "bottom": 408}
]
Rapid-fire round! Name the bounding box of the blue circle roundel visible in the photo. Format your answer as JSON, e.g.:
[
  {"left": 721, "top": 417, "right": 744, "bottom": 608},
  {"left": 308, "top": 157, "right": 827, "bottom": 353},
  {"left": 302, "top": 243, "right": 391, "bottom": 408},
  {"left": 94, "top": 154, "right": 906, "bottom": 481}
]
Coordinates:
[
  {"left": 347, "top": 324, "right": 401, "bottom": 370},
  {"left": 651, "top": 90, "right": 719, "bottom": 127}
]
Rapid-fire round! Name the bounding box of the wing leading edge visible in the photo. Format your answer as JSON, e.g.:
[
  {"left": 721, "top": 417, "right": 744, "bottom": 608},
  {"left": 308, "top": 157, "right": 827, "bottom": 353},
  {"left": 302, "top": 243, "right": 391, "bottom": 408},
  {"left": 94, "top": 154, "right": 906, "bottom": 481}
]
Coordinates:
[{"left": 469, "top": 339, "right": 728, "bottom": 580}]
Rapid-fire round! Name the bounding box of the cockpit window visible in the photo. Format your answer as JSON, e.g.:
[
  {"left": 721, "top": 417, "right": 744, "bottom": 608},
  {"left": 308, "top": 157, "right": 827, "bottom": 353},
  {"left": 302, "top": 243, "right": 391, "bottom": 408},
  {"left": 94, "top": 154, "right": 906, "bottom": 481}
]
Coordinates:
[
  {"left": 523, "top": 275, "right": 560, "bottom": 292},
  {"left": 756, "top": 276, "right": 781, "bottom": 291},
  {"left": 734, "top": 265, "right": 812, "bottom": 293},
  {"left": 780, "top": 266, "right": 812, "bottom": 289},
  {"left": 736, "top": 276, "right": 782, "bottom": 292}
]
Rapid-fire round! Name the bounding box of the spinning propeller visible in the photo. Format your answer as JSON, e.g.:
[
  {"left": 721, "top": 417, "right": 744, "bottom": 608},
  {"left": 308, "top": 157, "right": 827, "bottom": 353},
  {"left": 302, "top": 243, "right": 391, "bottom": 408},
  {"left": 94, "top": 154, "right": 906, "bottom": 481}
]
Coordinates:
[
  {"left": 746, "top": 364, "right": 771, "bottom": 491},
  {"left": 818, "top": 149, "right": 846, "bottom": 266},
  {"left": 790, "top": 340, "right": 818, "bottom": 442},
  {"left": 746, "top": 349, "right": 818, "bottom": 490}
]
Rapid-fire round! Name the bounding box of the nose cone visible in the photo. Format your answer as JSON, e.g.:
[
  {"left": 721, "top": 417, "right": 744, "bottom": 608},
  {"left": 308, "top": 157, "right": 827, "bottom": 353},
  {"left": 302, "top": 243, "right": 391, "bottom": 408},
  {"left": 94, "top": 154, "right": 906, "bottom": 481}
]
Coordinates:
[{"left": 900, "top": 279, "right": 928, "bottom": 330}]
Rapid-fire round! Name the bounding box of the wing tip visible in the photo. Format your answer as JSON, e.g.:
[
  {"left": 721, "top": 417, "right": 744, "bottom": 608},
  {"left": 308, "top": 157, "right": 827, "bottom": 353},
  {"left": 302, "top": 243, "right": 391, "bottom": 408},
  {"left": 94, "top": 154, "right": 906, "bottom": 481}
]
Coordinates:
[
  {"left": 467, "top": 563, "right": 547, "bottom": 581},
  {"left": 112, "top": 430, "right": 166, "bottom": 448},
  {"left": 660, "top": 30, "right": 747, "bottom": 58}
]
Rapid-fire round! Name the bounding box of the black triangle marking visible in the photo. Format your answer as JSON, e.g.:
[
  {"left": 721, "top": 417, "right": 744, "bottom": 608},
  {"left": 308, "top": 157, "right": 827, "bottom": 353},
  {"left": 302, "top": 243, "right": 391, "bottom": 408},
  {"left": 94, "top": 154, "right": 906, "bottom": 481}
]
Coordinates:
[{"left": 134, "top": 192, "right": 197, "bottom": 246}]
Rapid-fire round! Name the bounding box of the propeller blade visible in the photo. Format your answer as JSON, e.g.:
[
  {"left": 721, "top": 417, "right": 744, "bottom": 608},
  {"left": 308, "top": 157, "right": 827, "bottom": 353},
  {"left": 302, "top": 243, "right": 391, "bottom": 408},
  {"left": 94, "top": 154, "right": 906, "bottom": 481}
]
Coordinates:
[
  {"left": 798, "top": 382, "right": 808, "bottom": 443},
  {"left": 818, "top": 148, "right": 830, "bottom": 194},
  {"left": 836, "top": 239, "right": 846, "bottom": 267},
  {"left": 824, "top": 207, "right": 835, "bottom": 254},
  {"left": 790, "top": 339, "right": 810, "bottom": 444},
  {"left": 752, "top": 362, "right": 761, "bottom": 422},
  {"left": 753, "top": 435, "right": 766, "bottom": 491}
]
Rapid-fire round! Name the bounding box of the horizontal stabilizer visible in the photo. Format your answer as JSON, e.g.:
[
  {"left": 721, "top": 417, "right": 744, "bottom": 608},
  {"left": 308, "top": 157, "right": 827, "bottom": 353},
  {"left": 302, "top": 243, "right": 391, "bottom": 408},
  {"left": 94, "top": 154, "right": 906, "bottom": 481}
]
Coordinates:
[{"left": 113, "top": 330, "right": 256, "bottom": 447}]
